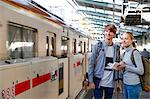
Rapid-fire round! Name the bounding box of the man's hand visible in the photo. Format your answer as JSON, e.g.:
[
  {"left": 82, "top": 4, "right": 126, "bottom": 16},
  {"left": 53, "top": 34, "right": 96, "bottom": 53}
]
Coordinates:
[{"left": 89, "top": 82, "right": 95, "bottom": 89}]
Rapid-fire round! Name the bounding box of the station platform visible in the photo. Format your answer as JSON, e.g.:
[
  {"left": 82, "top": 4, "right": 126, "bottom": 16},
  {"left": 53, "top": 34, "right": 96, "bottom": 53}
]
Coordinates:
[{"left": 76, "top": 89, "right": 150, "bottom": 99}]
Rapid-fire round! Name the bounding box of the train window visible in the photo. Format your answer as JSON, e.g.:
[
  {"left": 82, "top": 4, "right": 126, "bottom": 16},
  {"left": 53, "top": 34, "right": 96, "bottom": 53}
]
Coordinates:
[
  {"left": 8, "top": 23, "right": 37, "bottom": 59},
  {"left": 46, "top": 36, "right": 49, "bottom": 56},
  {"left": 73, "top": 39, "right": 76, "bottom": 54},
  {"left": 47, "top": 32, "right": 56, "bottom": 57},
  {"left": 84, "top": 42, "right": 86, "bottom": 53},
  {"left": 61, "top": 36, "right": 68, "bottom": 57},
  {"left": 8, "top": 25, "right": 21, "bottom": 59},
  {"left": 87, "top": 43, "right": 89, "bottom": 52},
  {"left": 22, "top": 28, "right": 36, "bottom": 58},
  {"left": 78, "top": 41, "right": 82, "bottom": 53},
  {"left": 91, "top": 44, "right": 93, "bottom": 52},
  {"left": 51, "top": 37, "right": 55, "bottom": 56}
]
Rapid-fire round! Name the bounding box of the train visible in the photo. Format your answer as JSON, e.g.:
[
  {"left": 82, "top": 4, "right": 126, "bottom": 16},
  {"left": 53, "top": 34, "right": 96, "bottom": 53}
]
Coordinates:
[{"left": 0, "top": 0, "right": 98, "bottom": 99}]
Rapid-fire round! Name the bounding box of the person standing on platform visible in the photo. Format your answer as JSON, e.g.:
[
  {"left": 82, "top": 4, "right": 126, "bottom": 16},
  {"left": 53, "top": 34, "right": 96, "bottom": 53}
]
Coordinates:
[
  {"left": 118, "top": 32, "right": 144, "bottom": 99},
  {"left": 88, "top": 24, "right": 121, "bottom": 99},
  {"left": 141, "top": 48, "right": 150, "bottom": 59}
]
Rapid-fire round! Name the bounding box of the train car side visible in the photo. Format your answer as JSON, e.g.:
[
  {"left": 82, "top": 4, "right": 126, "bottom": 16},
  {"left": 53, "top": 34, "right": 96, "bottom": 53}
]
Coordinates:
[{"left": 0, "top": 1, "right": 96, "bottom": 99}]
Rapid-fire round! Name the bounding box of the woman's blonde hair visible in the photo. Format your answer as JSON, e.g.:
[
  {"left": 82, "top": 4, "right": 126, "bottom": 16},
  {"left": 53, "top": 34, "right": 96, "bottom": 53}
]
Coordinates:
[{"left": 125, "top": 32, "right": 136, "bottom": 48}]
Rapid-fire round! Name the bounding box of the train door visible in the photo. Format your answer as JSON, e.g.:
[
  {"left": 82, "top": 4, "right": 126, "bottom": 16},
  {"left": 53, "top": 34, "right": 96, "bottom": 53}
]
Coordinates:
[
  {"left": 46, "top": 36, "right": 49, "bottom": 56},
  {"left": 61, "top": 36, "right": 69, "bottom": 58},
  {"left": 46, "top": 32, "right": 56, "bottom": 56}
]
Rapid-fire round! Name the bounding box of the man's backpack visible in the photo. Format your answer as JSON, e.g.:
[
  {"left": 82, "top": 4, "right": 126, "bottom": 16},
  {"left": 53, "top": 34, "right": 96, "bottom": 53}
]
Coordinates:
[
  {"left": 96, "top": 41, "right": 120, "bottom": 61},
  {"left": 130, "top": 49, "right": 150, "bottom": 92}
]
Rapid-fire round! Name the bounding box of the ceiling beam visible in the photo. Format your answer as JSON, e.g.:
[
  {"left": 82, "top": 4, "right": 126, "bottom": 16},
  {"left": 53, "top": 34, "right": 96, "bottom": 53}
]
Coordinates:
[
  {"left": 128, "top": 0, "right": 150, "bottom": 4},
  {"left": 75, "top": 0, "right": 122, "bottom": 12},
  {"left": 86, "top": 17, "right": 120, "bottom": 23},
  {"left": 90, "top": 23, "right": 105, "bottom": 26},
  {"left": 85, "top": 17, "right": 120, "bottom": 24},
  {"left": 77, "top": 9, "right": 121, "bottom": 20}
]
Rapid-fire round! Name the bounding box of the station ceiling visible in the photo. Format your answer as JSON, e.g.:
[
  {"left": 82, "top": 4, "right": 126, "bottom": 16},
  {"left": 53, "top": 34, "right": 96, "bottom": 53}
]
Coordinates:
[{"left": 74, "top": 0, "right": 149, "bottom": 36}]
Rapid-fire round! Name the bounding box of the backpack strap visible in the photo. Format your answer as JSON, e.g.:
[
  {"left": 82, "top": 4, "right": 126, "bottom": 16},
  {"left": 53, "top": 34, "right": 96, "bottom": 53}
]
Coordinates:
[
  {"left": 116, "top": 45, "right": 120, "bottom": 62},
  {"left": 96, "top": 41, "right": 103, "bottom": 59},
  {"left": 123, "top": 49, "right": 138, "bottom": 67},
  {"left": 131, "top": 49, "right": 138, "bottom": 67},
  {"left": 93, "top": 41, "right": 103, "bottom": 68}
]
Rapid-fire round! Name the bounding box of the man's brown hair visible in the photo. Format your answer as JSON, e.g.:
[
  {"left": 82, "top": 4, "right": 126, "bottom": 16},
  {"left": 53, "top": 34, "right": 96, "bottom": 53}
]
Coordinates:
[{"left": 104, "top": 24, "right": 117, "bottom": 34}]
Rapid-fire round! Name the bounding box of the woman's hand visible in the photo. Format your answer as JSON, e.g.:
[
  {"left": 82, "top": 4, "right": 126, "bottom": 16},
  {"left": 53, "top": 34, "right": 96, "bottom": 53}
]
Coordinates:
[
  {"left": 117, "top": 61, "right": 126, "bottom": 71},
  {"left": 113, "top": 61, "right": 126, "bottom": 71},
  {"left": 113, "top": 62, "right": 120, "bottom": 70}
]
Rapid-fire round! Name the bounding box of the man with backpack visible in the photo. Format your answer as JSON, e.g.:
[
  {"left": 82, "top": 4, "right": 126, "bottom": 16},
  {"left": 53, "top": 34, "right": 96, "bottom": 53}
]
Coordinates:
[{"left": 88, "top": 24, "right": 121, "bottom": 99}]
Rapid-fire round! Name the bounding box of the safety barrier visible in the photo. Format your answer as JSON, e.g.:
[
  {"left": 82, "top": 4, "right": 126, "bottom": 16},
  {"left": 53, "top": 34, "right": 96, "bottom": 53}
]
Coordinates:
[
  {"left": 68, "top": 54, "right": 85, "bottom": 99},
  {"left": 0, "top": 54, "right": 89, "bottom": 99},
  {"left": 0, "top": 57, "right": 58, "bottom": 99},
  {"left": 30, "top": 57, "right": 58, "bottom": 99},
  {"left": 0, "top": 61, "right": 31, "bottom": 99}
]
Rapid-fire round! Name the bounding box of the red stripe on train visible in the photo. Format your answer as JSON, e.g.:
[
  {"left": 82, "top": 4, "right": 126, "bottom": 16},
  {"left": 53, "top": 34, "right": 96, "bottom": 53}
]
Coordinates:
[
  {"left": 77, "top": 61, "right": 80, "bottom": 66},
  {"left": 32, "top": 73, "right": 51, "bottom": 88},
  {"left": 15, "top": 80, "right": 30, "bottom": 96}
]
